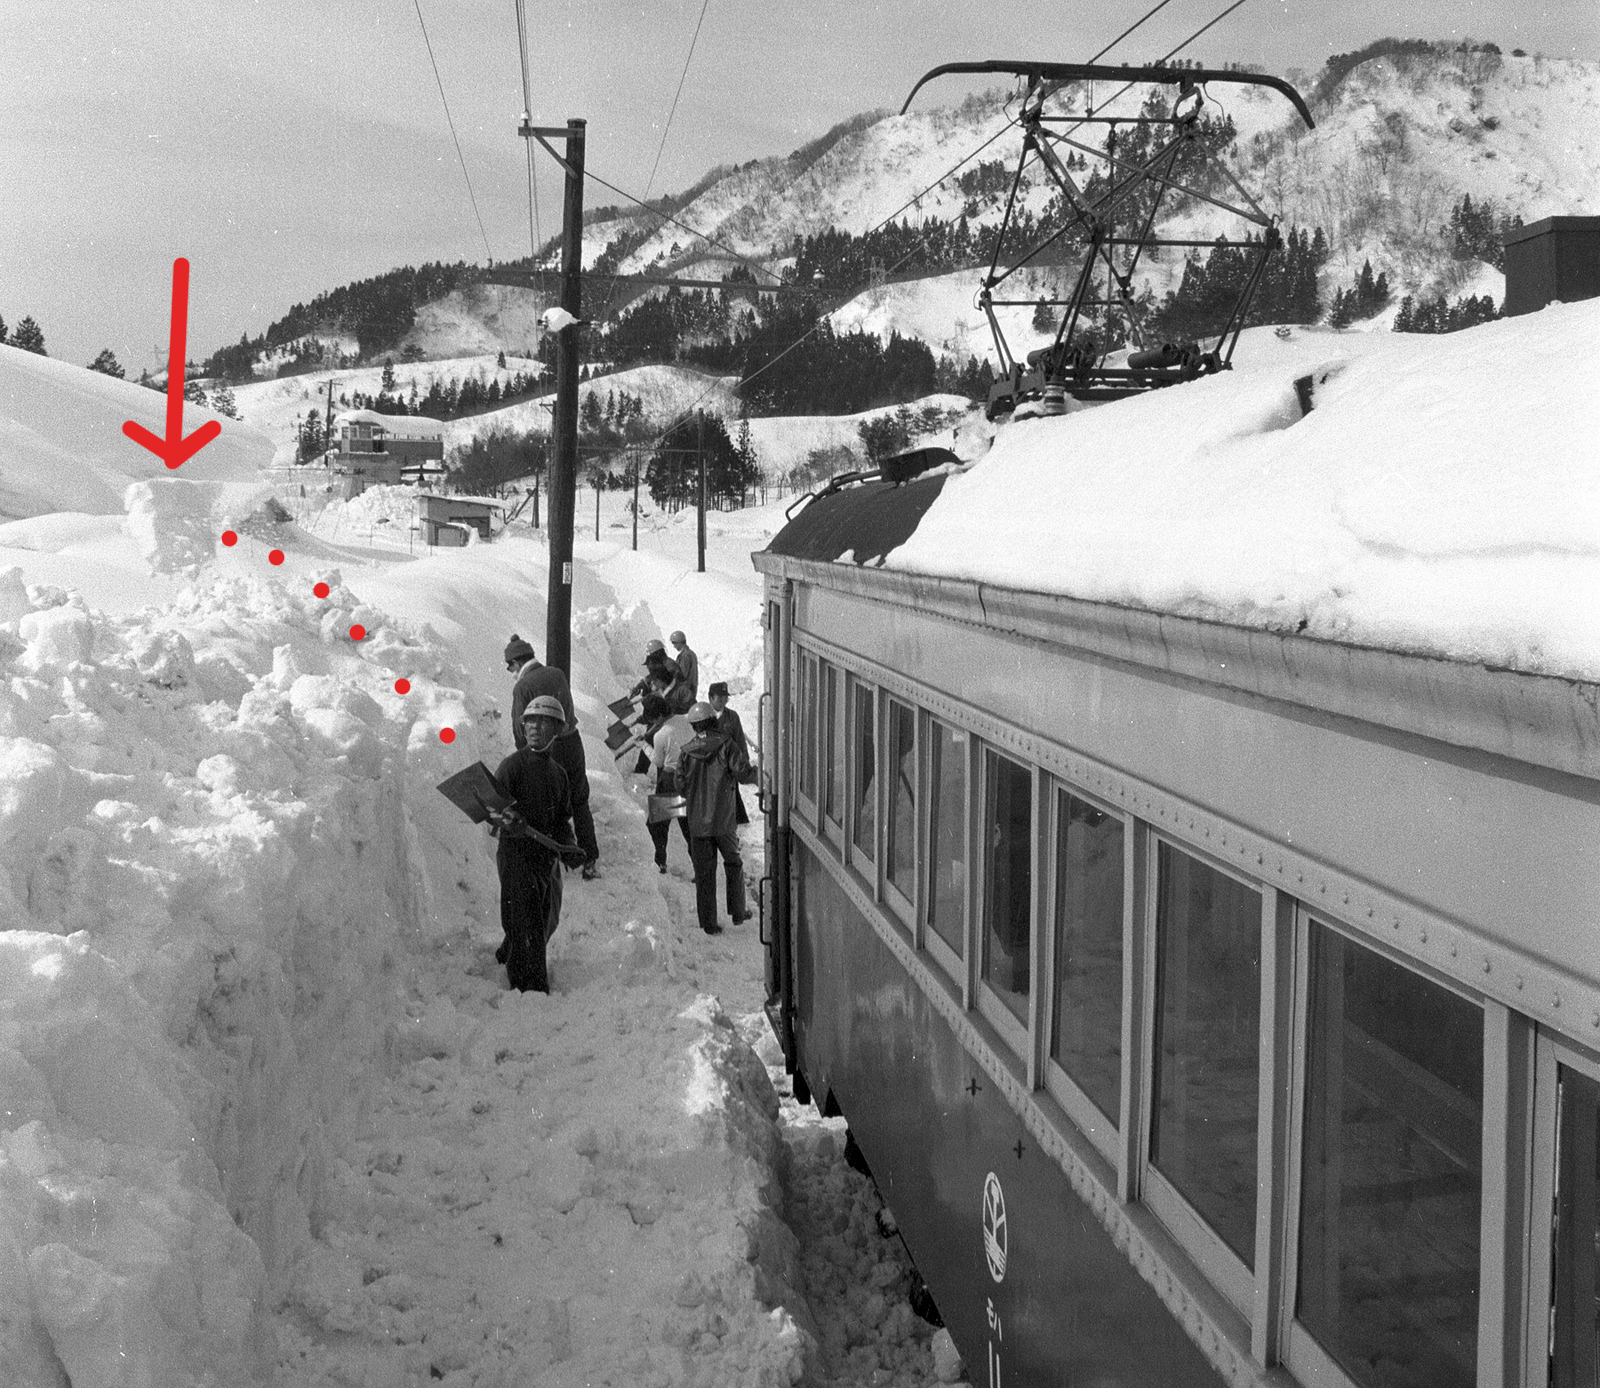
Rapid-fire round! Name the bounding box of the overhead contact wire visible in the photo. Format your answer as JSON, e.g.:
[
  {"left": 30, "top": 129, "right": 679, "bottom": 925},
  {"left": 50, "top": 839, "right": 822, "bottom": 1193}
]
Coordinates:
[
  {"left": 513, "top": 0, "right": 542, "bottom": 261},
  {"left": 644, "top": 0, "right": 713, "bottom": 204},
  {"left": 415, "top": 0, "right": 494, "bottom": 261}
]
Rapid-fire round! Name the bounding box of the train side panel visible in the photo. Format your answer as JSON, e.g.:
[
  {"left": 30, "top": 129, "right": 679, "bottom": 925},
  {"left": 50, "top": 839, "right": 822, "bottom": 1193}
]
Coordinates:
[{"left": 794, "top": 840, "right": 1222, "bottom": 1385}]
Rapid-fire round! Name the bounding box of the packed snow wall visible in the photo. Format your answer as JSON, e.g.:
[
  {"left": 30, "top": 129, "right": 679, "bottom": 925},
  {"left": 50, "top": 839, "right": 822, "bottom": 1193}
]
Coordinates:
[{"left": 0, "top": 563, "right": 475, "bottom": 1386}]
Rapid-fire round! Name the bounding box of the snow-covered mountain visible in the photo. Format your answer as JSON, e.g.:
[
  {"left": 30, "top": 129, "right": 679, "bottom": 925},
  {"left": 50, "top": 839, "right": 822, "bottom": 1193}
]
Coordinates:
[
  {"left": 581, "top": 43, "right": 1597, "bottom": 311},
  {"left": 238, "top": 42, "right": 1598, "bottom": 373}
]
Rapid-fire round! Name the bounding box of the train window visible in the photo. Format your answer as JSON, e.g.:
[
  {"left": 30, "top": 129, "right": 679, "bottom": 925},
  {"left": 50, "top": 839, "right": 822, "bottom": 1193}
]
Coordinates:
[
  {"left": 981, "top": 750, "right": 1033, "bottom": 1023},
  {"left": 823, "top": 664, "right": 844, "bottom": 833},
  {"left": 885, "top": 700, "right": 916, "bottom": 902},
  {"left": 925, "top": 720, "right": 967, "bottom": 960},
  {"left": 1150, "top": 842, "right": 1262, "bottom": 1269},
  {"left": 1293, "top": 922, "right": 1483, "bottom": 1388},
  {"left": 798, "top": 654, "right": 818, "bottom": 807},
  {"left": 851, "top": 683, "right": 876, "bottom": 862},
  {"left": 1552, "top": 1066, "right": 1600, "bottom": 1388},
  {"left": 1048, "top": 792, "right": 1124, "bottom": 1125}
]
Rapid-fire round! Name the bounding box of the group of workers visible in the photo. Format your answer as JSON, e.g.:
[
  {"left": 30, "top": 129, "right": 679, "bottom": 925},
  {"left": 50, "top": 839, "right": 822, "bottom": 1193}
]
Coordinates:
[{"left": 486, "top": 627, "right": 755, "bottom": 995}]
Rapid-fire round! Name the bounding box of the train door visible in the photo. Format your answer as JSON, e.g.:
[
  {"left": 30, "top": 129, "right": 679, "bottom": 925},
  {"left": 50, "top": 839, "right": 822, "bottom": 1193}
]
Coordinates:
[{"left": 759, "top": 581, "right": 796, "bottom": 1075}]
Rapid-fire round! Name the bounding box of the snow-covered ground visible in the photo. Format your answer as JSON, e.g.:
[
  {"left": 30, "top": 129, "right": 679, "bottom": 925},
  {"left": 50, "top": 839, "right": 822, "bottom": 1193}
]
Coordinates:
[{"left": 0, "top": 352, "right": 958, "bottom": 1386}]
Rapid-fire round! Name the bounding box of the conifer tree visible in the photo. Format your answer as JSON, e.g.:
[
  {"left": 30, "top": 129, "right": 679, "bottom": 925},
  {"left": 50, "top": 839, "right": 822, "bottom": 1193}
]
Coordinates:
[
  {"left": 88, "top": 349, "right": 126, "bottom": 378},
  {"left": 211, "top": 385, "right": 239, "bottom": 419},
  {"left": 12, "top": 316, "right": 46, "bottom": 355},
  {"left": 381, "top": 359, "right": 396, "bottom": 391},
  {"left": 0, "top": 314, "right": 8, "bottom": 344}
]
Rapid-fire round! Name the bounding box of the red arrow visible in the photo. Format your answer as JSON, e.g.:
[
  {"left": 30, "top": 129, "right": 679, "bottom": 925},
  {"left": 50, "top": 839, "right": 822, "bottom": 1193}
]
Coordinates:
[{"left": 122, "top": 257, "right": 222, "bottom": 470}]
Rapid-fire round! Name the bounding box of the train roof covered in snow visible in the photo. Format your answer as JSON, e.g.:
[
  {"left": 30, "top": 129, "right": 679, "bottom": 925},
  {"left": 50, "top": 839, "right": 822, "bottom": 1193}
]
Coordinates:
[{"left": 760, "top": 300, "right": 1600, "bottom": 688}]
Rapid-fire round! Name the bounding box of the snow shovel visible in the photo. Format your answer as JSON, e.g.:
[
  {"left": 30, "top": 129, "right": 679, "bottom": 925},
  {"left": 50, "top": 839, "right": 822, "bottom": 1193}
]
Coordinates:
[
  {"left": 608, "top": 696, "right": 639, "bottom": 719},
  {"left": 604, "top": 719, "right": 634, "bottom": 751}
]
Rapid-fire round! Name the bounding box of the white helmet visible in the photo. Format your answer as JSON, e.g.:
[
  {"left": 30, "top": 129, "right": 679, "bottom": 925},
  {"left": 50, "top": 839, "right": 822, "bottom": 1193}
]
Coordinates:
[{"left": 522, "top": 694, "right": 566, "bottom": 723}]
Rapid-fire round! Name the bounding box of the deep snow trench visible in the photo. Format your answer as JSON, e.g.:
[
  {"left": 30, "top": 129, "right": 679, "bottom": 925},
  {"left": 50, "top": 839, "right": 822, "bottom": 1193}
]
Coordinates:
[{"left": 0, "top": 490, "right": 958, "bottom": 1387}]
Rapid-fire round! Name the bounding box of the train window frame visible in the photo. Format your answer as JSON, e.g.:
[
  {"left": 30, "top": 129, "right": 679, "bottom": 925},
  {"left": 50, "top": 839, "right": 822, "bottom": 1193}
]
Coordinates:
[
  {"left": 1037, "top": 779, "right": 1127, "bottom": 1168},
  {"left": 1521, "top": 1030, "right": 1600, "bottom": 1388},
  {"left": 845, "top": 675, "right": 877, "bottom": 884},
  {"left": 795, "top": 649, "right": 819, "bottom": 823},
  {"left": 1270, "top": 909, "right": 1525, "bottom": 1388},
  {"left": 973, "top": 742, "right": 1036, "bottom": 1059},
  {"left": 820, "top": 661, "right": 844, "bottom": 845},
  {"left": 919, "top": 712, "right": 970, "bottom": 994},
  {"left": 882, "top": 696, "right": 917, "bottom": 929},
  {"left": 1136, "top": 834, "right": 1273, "bottom": 1322}
]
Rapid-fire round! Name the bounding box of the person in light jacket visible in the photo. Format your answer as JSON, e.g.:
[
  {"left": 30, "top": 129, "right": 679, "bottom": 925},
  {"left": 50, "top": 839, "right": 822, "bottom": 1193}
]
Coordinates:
[
  {"left": 679, "top": 701, "right": 752, "bottom": 934},
  {"left": 643, "top": 693, "right": 694, "bottom": 872}
]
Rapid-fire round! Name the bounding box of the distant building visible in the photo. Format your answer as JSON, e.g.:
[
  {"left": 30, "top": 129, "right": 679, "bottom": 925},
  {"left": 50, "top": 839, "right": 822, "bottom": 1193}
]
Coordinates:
[
  {"left": 1503, "top": 216, "right": 1600, "bottom": 316},
  {"left": 417, "top": 493, "right": 502, "bottom": 547},
  {"left": 332, "top": 410, "right": 445, "bottom": 496}
]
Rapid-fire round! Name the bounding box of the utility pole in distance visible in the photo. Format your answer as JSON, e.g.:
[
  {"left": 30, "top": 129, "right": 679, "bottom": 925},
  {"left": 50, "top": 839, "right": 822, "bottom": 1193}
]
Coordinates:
[
  {"left": 520, "top": 115, "right": 586, "bottom": 678},
  {"left": 696, "top": 411, "right": 706, "bottom": 574}
]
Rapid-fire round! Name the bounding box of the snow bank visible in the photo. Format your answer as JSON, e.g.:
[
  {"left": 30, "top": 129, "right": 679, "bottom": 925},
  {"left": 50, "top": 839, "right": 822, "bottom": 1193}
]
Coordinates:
[
  {"left": 888, "top": 299, "right": 1600, "bottom": 681},
  {"left": 0, "top": 564, "right": 470, "bottom": 1383},
  {"left": 0, "top": 346, "right": 271, "bottom": 521}
]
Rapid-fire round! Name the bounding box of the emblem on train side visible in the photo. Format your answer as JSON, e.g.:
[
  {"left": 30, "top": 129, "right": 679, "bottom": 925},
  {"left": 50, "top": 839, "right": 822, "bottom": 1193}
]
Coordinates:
[{"left": 982, "top": 1172, "right": 1007, "bottom": 1282}]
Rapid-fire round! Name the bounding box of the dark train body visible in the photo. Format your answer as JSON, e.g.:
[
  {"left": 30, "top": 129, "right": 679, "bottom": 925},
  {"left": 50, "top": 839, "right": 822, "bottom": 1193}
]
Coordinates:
[{"left": 752, "top": 472, "right": 1600, "bottom": 1388}]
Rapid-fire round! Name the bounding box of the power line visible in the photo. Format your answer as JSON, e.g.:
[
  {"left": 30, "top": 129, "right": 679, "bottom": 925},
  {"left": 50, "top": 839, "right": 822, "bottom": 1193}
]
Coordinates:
[
  {"left": 414, "top": 0, "right": 494, "bottom": 262},
  {"left": 513, "top": 0, "right": 541, "bottom": 259},
  {"left": 642, "top": 114, "right": 1021, "bottom": 424},
  {"left": 643, "top": 0, "right": 712, "bottom": 204},
  {"left": 1089, "top": 0, "right": 1179, "bottom": 63},
  {"left": 582, "top": 166, "right": 787, "bottom": 288},
  {"left": 591, "top": 2, "right": 1244, "bottom": 456},
  {"left": 1163, "top": 0, "right": 1249, "bottom": 62}
]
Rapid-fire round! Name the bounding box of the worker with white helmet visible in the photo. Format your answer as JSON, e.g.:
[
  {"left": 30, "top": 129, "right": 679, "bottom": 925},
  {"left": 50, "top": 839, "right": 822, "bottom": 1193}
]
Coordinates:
[
  {"left": 489, "top": 694, "right": 580, "bottom": 992},
  {"left": 505, "top": 633, "right": 600, "bottom": 879}
]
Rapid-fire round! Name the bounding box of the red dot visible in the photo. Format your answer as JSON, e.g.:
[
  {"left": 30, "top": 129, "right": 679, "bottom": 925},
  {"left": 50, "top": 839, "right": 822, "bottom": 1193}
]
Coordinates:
[
  {"left": 439, "top": 727, "right": 456, "bottom": 744},
  {"left": 349, "top": 624, "right": 366, "bottom": 641},
  {"left": 313, "top": 582, "right": 330, "bottom": 599},
  {"left": 395, "top": 678, "right": 411, "bottom": 695},
  {"left": 221, "top": 530, "right": 238, "bottom": 547},
  {"left": 268, "top": 549, "right": 285, "bottom": 566}
]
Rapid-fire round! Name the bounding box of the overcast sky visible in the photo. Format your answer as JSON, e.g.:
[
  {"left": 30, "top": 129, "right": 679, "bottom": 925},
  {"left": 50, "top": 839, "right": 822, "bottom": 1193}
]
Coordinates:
[{"left": 3, "top": 1, "right": 1595, "bottom": 369}]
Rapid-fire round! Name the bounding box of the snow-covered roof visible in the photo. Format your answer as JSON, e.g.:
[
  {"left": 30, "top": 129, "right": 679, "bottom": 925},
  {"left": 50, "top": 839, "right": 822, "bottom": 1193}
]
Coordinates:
[
  {"left": 335, "top": 409, "right": 445, "bottom": 438},
  {"left": 877, "top": 300, "right": 1600, "bottom": 684}
]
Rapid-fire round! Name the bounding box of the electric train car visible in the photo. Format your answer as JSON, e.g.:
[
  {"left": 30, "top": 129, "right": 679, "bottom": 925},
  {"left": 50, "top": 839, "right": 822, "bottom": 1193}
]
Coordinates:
[{"left": 751, "top": 451, "right": 1600, "bottom": 1384}]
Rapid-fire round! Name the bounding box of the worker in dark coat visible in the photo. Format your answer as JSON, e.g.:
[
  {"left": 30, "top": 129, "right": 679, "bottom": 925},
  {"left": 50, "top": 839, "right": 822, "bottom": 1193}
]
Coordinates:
[
  {"left": 679, "top": 701, "right": 752, "bottom": 934},
  {"left": 506, "top": 634, "right": 600, "bottom": 879},
  {"left": 627, "top": 640, "right": 676, "bottom": 701},
  {"left": 490, "top": 696, "right": 579, "bottom": 993},
  {"left": 707, "top": 681, "right": 753, "bottom": 826},
  {"left": 669, "top": 630, "right": 699, "bottom": 704}
]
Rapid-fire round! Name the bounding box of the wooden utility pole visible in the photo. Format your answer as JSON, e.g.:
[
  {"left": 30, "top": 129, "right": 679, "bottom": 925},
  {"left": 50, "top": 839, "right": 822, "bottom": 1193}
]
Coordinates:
[
  {"left": 520, "top": 116, "right": 586, "bottom": 677},
  {"left": 631, "top": 448, "right": 640, "bottom": 552},
  {"left": 696, "top": 412, "right": 706, "bottom": 574},
  {"left": 325, "top": 377, "right": 337, "bottom": 462},
  {"left": 594, "top": 470, "right": 601, "bottom": 541}
]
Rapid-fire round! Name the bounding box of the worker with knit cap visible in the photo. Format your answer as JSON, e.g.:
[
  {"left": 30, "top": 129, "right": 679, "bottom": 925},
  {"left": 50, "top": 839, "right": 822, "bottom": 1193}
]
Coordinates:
[
  {"left": 505, "top": 634, "right": 600, "bottom": 878},
  {"left": 489, "top": 695, "right": 579, "bottom": 992}
]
